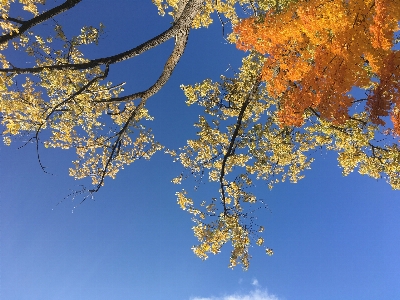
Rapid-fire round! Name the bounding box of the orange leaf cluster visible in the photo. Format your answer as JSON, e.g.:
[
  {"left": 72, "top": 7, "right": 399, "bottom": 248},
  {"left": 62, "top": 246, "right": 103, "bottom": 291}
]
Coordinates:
[{"left": 234, "top": 0, "right": 400, "bottom": 132}]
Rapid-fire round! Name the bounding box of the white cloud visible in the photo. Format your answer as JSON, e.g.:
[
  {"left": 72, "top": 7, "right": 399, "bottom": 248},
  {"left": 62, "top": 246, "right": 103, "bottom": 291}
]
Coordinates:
[
  {"left": 190, "top": 289, "right": 281, "bottom": 300},
  {"left": 251, "top": 278, "right": 260, "bottom": 287}
]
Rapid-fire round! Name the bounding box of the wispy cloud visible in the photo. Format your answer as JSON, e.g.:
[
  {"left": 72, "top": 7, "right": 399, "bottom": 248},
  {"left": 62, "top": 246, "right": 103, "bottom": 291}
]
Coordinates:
[
  {"left": 190, "top": 289, "right": 281, "bottom": 300},
  {"left": 252, "top": 278, "right": 260, "bottom": 287}
]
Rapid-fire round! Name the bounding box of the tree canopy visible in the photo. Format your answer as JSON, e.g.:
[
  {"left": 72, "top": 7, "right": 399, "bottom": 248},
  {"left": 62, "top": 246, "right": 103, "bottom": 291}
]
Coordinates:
[
  {"left": 234, "top": 0, "right": 400, "bottom": 130},
  {"left": 1, "top": 0, "right": 399, "bottom": 270}
]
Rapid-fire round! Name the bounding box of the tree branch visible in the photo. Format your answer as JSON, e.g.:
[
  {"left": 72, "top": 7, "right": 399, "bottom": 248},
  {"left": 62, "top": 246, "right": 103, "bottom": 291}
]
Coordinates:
[
  {"left": 97, "top": 27, "right": 190, "bottom": 103},
  {"left": 44, "top": 65, "right": 110, "bottom": 121},
  {"left": 0, "top": 0, "right": 202, "bottom": 74},
  {"left": 0, "top": 0, "right": 83, "bottom": 45},
  {"left": 0, "top": 16, "right": 26, "bottom": 25},
  {"left": 89, "top": 28, "right": 191, "bottom": 193},
  {"left": 219, "top": 76, "right": 261, "bottom": 213}
]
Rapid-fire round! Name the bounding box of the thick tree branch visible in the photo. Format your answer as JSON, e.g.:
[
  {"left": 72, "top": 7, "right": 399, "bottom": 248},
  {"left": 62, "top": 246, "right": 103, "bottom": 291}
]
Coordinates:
[
  {"left": 0, "top": 0, "right": 202, "bottom": 74},
  {"left": 98, "top": 28, "right": 190, "bottom": 103},
  {"left": 90, "top": 29, "right": 191, "bottom": 193},
  {"left": 87, "top": 2, "right": 195, "bottom": 193},
  {"left": 5, "top": 0, "right": 200, "bottom": 197},
  {"left": 0, "top": 0, "right": 83, "bottom": 45}
]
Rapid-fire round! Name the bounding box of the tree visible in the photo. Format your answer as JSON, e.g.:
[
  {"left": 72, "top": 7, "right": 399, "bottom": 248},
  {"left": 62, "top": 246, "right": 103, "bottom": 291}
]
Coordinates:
[
  {"left": 0, "top": 0, "right": 263, "bottom": 191},
  {"left": 1, "top": 0, "right": 399, "bottom": 270},
  {"left": 234, "top": 0, "right": 400, "bottom": 131},
  {"left": 176, "top": 52, "right": 400, "bottom": 269},
  {"left": 174, "top": 0, "right": 400, "bottom": 268}
]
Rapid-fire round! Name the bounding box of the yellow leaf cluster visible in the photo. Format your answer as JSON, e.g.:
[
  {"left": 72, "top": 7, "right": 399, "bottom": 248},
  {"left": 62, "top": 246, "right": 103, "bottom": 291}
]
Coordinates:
[
  {"left": 152, "top": 0, "right": 280, "bottom": 28},
  {"left": 1, "top": 0, "right": 44, "bottom": 35},
  {"left": 176, "top": 49, "right": 400, "bottom": 268},
  {"left": 0, "top": 17, "right": 162, "bottom": 190}
]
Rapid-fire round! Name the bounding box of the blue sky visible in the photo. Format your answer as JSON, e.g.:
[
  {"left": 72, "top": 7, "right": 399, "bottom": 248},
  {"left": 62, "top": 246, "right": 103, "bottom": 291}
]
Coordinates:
[{"left": 1, "top": 1, "right": 400, "bottom": 299}]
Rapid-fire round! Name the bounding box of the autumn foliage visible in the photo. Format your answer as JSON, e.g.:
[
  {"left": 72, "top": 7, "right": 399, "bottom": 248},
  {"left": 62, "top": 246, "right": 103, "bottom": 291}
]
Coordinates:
[
  {"left": 234, "top": 0, "right": 400, "bottom": 133},
  {"left": 1, "top": 0, "right": 400, "bottom": 270}
]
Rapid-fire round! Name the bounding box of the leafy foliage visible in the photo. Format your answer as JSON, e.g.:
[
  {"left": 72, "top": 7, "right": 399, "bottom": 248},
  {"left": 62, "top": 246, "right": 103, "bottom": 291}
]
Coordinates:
[
  {"left": 153, "top": 0, "right": 297, "bottom": 28},
  {"left": 0, "top": 0, "right": 203, "bottom": 191},
  {"left": 175, "top": 52, "right": 400, "bottom": 269},
  {"left": 234, "top": 0, "right": 400, "bottom": 132},
  {"left": 0, "top": 0, "right": 272, "bottom": 192},
  {"left": 0, "top": 0, "right": 399, "bottom": 270}
]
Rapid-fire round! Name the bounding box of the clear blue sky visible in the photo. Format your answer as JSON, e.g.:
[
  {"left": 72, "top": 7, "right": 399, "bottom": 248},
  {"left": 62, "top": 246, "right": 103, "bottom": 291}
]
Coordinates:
[{"left": 1, "top": 1, "right": 400, "bottom": 300}]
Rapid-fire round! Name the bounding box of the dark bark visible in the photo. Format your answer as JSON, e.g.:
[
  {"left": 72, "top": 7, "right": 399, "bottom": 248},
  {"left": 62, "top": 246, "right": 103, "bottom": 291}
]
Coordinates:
[
  {"left": 0, "top": 0, "right": 83, "bottom": 45},
  {"left": 0, "top": 0, "right": 202, "bottom": 74}
]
